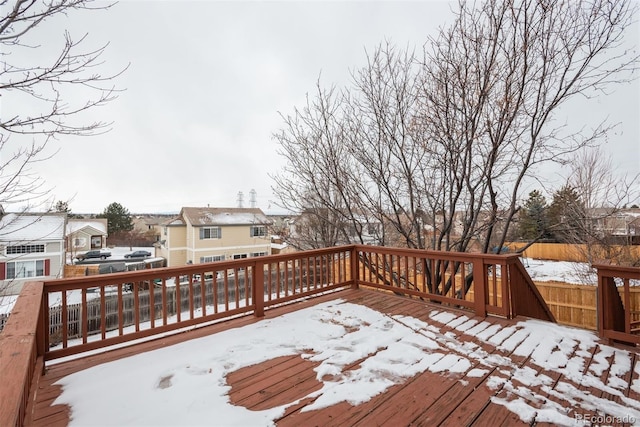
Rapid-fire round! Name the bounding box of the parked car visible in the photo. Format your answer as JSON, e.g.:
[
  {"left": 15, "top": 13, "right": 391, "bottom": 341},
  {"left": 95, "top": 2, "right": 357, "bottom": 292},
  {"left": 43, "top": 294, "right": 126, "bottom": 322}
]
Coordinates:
[
  {"left": 124, "top": 250, "right": 152, "bottom": 259},
  {"left": 76, "top": 250, "right": 112, "bottom": 260}
]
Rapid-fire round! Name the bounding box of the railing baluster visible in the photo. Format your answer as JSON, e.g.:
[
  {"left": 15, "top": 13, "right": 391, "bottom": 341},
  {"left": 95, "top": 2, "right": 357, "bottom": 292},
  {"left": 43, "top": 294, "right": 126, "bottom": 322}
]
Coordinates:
[
  {"left": 175, "top": 275, "right": 181, "bottom": 323},
  {"left": 100, "top": 286, "right": 106, "bottom": 340},
  {"left": 624, "top": 278, "right": 631, "bottom": 334},
  {"left": 134, "top": 282, "right": 140, "bottom": 332},
  {"left": 118, "top": 284, "right": 124, "bottom": 336}
]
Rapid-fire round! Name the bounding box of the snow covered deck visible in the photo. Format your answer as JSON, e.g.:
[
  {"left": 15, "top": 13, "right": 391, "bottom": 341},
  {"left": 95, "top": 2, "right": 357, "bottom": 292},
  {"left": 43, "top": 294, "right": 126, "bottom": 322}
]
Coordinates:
[{"left": 27, "top": 288, "right": 640, "bottom": 426}]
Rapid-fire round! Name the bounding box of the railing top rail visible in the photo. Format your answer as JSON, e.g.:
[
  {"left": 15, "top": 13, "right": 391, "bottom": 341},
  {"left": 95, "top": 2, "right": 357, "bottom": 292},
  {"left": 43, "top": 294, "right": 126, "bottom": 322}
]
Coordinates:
[
  {"left": 261, "top": 245, "right": 353, "bottom": 262},
  {"left": 43, "top": 259, "right": 253, "bottom": 291},
  {"left": 352, "top": 244, "right": 522, "bottom": 263},
  {"left": 593, "top": 263, "right": 640, "bottom": 279},
  {"left": 42, "top": 244, "right": 525, "bottom": 292},
  {"left": 43, "top": 246, "right": 355, "bottom": 292}
]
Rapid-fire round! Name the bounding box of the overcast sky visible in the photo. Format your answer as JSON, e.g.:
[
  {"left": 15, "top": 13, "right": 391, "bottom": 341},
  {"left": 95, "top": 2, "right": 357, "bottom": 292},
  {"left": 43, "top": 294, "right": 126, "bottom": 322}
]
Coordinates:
[{"left": 5, "top": 0, "right": 640, "bottom": 214}]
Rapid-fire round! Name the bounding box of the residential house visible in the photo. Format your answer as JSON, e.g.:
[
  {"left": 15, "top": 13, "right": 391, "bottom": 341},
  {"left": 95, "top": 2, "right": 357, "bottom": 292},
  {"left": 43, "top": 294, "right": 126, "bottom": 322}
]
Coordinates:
[
  {"left": 66, "top": 218, "right": 108, "bottom": 257},
  {"left": 0, "top": 213, "right": 67, "bottom": 295},
  {"left": 588, "top": 207, "right": 640, "bottom": 244},
  {"left": 131, "top": 214, "right": 175, "bottom": 243},
  {"left": 288, "top": 208, "right": 383, "bottom": 250},
  {"left": 156, "top": 207, "right": 271, "bottom": 267}
]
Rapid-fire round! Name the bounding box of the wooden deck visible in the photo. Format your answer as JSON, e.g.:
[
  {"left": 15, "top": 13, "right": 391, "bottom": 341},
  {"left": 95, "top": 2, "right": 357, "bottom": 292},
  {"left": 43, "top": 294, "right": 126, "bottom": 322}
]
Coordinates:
[{"left": 26, "top": 288, "right": 640, "bottom": 426}]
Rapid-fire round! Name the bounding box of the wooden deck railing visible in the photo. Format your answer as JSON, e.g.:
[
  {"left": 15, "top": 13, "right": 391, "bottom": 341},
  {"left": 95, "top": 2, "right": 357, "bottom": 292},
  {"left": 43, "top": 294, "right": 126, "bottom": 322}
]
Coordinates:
[
  {"left": 1, "top": 245, "right": 553, "bottom": 427},
  {"left": 0, "top": 282, "right": 45, "bottom": 427},
  {"left": 595, "top": 263, "right": 640, "bottom": 346},
  {"left": 352, "top": 246, "right": 554, "bottom": 321}
]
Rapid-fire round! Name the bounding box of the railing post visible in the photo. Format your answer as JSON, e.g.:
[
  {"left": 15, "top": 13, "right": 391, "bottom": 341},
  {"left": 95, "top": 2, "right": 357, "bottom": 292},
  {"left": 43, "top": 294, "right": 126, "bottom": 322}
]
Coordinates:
[
  {"left": 473, "top": 259, "right": 487, "bottom": 317},
  {"left": 350, "top": 246, "right": 359, "bottom": 289},
  {"left": 42, "top": 286, "right": 50, "bottom": 357},
  {"left": 37, "top": 283, "right": 47, "bottom": 362},
  {"left": 596, "top": 269, "right": 605, "bottom": 338},
  {"left": 253, "top": 261, "right": 265, "bottom": 317}
]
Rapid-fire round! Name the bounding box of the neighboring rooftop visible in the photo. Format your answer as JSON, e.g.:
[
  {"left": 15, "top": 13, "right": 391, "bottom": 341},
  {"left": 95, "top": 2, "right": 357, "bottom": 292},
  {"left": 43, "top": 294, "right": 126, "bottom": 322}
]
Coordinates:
[
  {"left": 66, "top": 218, "right": 107, "bottom": 234},
  {"left": 180, "top": 207, "right": 270, "bottom": 226},
  {"left": 0, "top": 213, "right": 66, "bottom": 242}
]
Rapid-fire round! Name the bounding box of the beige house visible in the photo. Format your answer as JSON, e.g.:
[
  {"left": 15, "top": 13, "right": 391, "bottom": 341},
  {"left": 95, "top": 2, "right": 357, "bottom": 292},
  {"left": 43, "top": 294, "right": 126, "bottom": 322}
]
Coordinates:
[
  {"left": 66, "top": 219, "right": 108, "bottom": 257},
  {"left": 156, "top": 207, "right": 271, "bottom": 267}
]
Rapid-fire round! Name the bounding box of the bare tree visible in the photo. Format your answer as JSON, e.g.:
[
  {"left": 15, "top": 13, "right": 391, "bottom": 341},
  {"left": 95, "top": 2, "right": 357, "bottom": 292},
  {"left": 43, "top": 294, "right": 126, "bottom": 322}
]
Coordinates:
[
  {"left": 415, "top": 0, "right": 638, "bottom": 256},
  {"left": 272, "top": 82, "right": 380, "bottom": 250},
  {"left": 0, "top": 1, "right": 124, "bottom": 295},
  {"left": 1, "top": 0, "right": 125, "bottom": 210},
  {"left": 566, "top": 147, "right": 639, "bottom": 267},
  {"left": 275, "top": 0, "right": 637, "bottom": 246},
  {"left": 272, "top": 0, "right": 638, "bottom": 295}
]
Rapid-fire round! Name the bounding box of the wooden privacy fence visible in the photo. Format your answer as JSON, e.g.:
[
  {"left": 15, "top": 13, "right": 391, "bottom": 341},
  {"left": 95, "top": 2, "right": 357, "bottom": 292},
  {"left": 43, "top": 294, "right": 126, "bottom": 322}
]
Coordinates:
[
  {"left": 533, "top": 282, "right": 602, "bottom": 330},
  {"left": 507, "top": 242, "right": 640, "bottom": 263}
]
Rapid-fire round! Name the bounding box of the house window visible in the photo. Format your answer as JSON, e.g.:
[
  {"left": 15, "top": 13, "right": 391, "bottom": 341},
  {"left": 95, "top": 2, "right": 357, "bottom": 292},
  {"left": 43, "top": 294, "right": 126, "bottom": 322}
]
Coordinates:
[
  {"left": 251, "top": 252, "right": 267, "bottom": 257},
  {"left": 200, "top": 227, "right": 222, "bottom": 239},
  {"left": 7, "top": 260, "right": 45, "bottom": 279},
  {"left": 250, "top": 225, "right": 266, "bottom": 237},
  {"left": 233, "top": 254, "right": 248, "bottom": 259},
  {"left": 200, "top": 255, "right": 225, "bottom": 263},
  {"left": 6, "top": 244, "right": 45, "bottom": 255}
]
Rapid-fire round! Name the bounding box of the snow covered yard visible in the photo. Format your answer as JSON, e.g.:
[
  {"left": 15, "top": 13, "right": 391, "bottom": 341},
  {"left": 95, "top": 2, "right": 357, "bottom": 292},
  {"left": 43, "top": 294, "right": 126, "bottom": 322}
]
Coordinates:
[{"left": 49, "top": 295, "right": 640, "bottom": 427}]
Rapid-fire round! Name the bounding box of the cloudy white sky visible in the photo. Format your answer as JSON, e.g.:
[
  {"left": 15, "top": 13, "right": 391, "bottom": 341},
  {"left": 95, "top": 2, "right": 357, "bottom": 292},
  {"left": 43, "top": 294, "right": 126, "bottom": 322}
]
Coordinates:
[{"left": 4, "top": 1, "right": 640, "bottom": 214}]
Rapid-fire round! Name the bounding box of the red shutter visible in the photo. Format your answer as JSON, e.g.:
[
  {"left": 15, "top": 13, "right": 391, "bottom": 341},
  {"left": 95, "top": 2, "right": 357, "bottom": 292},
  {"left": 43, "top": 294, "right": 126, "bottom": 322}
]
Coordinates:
[
  {"left": 45, "top": 259, "right": 50, "bottom": 276},
  {"left": 0, "top": 262, "right": 5, "bottom": 280}
]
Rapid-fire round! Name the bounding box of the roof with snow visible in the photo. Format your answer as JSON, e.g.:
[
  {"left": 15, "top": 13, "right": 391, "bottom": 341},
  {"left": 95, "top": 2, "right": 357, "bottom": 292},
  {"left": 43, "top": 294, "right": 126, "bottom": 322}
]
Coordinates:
[
  {"left": 0, "top": 213, "right": 66, "bottom": 242},
  {"left": 66, "top": 219, "right": 107, "bottom": 235},
  {"left": 180, "top": 207, "right": 270, "bottom": 227}
]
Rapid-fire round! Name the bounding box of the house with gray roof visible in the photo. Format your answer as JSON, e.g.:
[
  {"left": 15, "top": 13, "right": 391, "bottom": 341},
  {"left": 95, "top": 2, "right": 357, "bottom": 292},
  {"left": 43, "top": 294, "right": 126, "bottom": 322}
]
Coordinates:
[
  {"left": 156, "top": 207, "right": 271, "bottom": 267},
  {"left": 0, "top": 213, "right": 67, "bottom": 295}
]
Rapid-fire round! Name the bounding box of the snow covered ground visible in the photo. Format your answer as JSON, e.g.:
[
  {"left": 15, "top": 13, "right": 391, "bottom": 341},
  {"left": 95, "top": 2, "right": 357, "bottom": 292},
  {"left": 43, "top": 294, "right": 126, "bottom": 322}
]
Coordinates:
[
  {"left": 522, "top": 258, "right": 596, "bottom": 285},
  {"left": 52, "top": 299, "right": 640, "bottom": 426}
]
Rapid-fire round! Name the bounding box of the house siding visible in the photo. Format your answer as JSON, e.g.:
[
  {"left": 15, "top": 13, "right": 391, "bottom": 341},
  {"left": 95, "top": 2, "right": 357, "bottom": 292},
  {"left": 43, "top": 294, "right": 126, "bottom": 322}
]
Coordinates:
[
  {"left": 0, "top": 213, "right": 67, "bottom": 296},
  {"left": 159, "top": 208, "right": 271, "bottom": 267}
]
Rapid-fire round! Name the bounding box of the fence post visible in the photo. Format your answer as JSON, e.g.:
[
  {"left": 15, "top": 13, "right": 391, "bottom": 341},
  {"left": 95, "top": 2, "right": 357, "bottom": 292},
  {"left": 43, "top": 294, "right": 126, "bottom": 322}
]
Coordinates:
[
  {"left": 351, "top": 245, "right": 359, "bottom": 289},
  {"left": 473, "top": 259, "right": 487, "bottom": 318},
  {"left": 253, "top": 262, "right": 265, "bottom": 317}
]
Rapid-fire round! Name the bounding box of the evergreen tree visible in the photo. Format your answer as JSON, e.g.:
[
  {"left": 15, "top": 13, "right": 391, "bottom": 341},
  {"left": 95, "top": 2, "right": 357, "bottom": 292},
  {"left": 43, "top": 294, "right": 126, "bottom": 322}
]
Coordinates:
[
  {"left": 54, "top": 200, "right": 70, "bottom": 213},
  {"left": 548, "top": 185, "right": 585, "bottom": 243},
  {"left": 518, "top": 190, "right": 550, "bottom": 240},
  {"left": 99, "top": 202, "right": 133, "bottom": 236}
]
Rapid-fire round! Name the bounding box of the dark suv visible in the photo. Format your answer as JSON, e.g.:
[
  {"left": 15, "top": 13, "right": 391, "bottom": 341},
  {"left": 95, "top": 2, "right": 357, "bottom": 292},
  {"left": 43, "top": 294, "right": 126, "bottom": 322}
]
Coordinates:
[{"left": 76, "top": 250, "right": 111, "bottom": 260}]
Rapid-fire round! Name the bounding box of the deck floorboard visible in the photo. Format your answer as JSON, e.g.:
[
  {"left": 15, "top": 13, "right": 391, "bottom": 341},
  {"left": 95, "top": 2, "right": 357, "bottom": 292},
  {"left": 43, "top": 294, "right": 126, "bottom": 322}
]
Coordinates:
[{"left": 26, "top": 288, "right": 640, "bottom": 426}]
